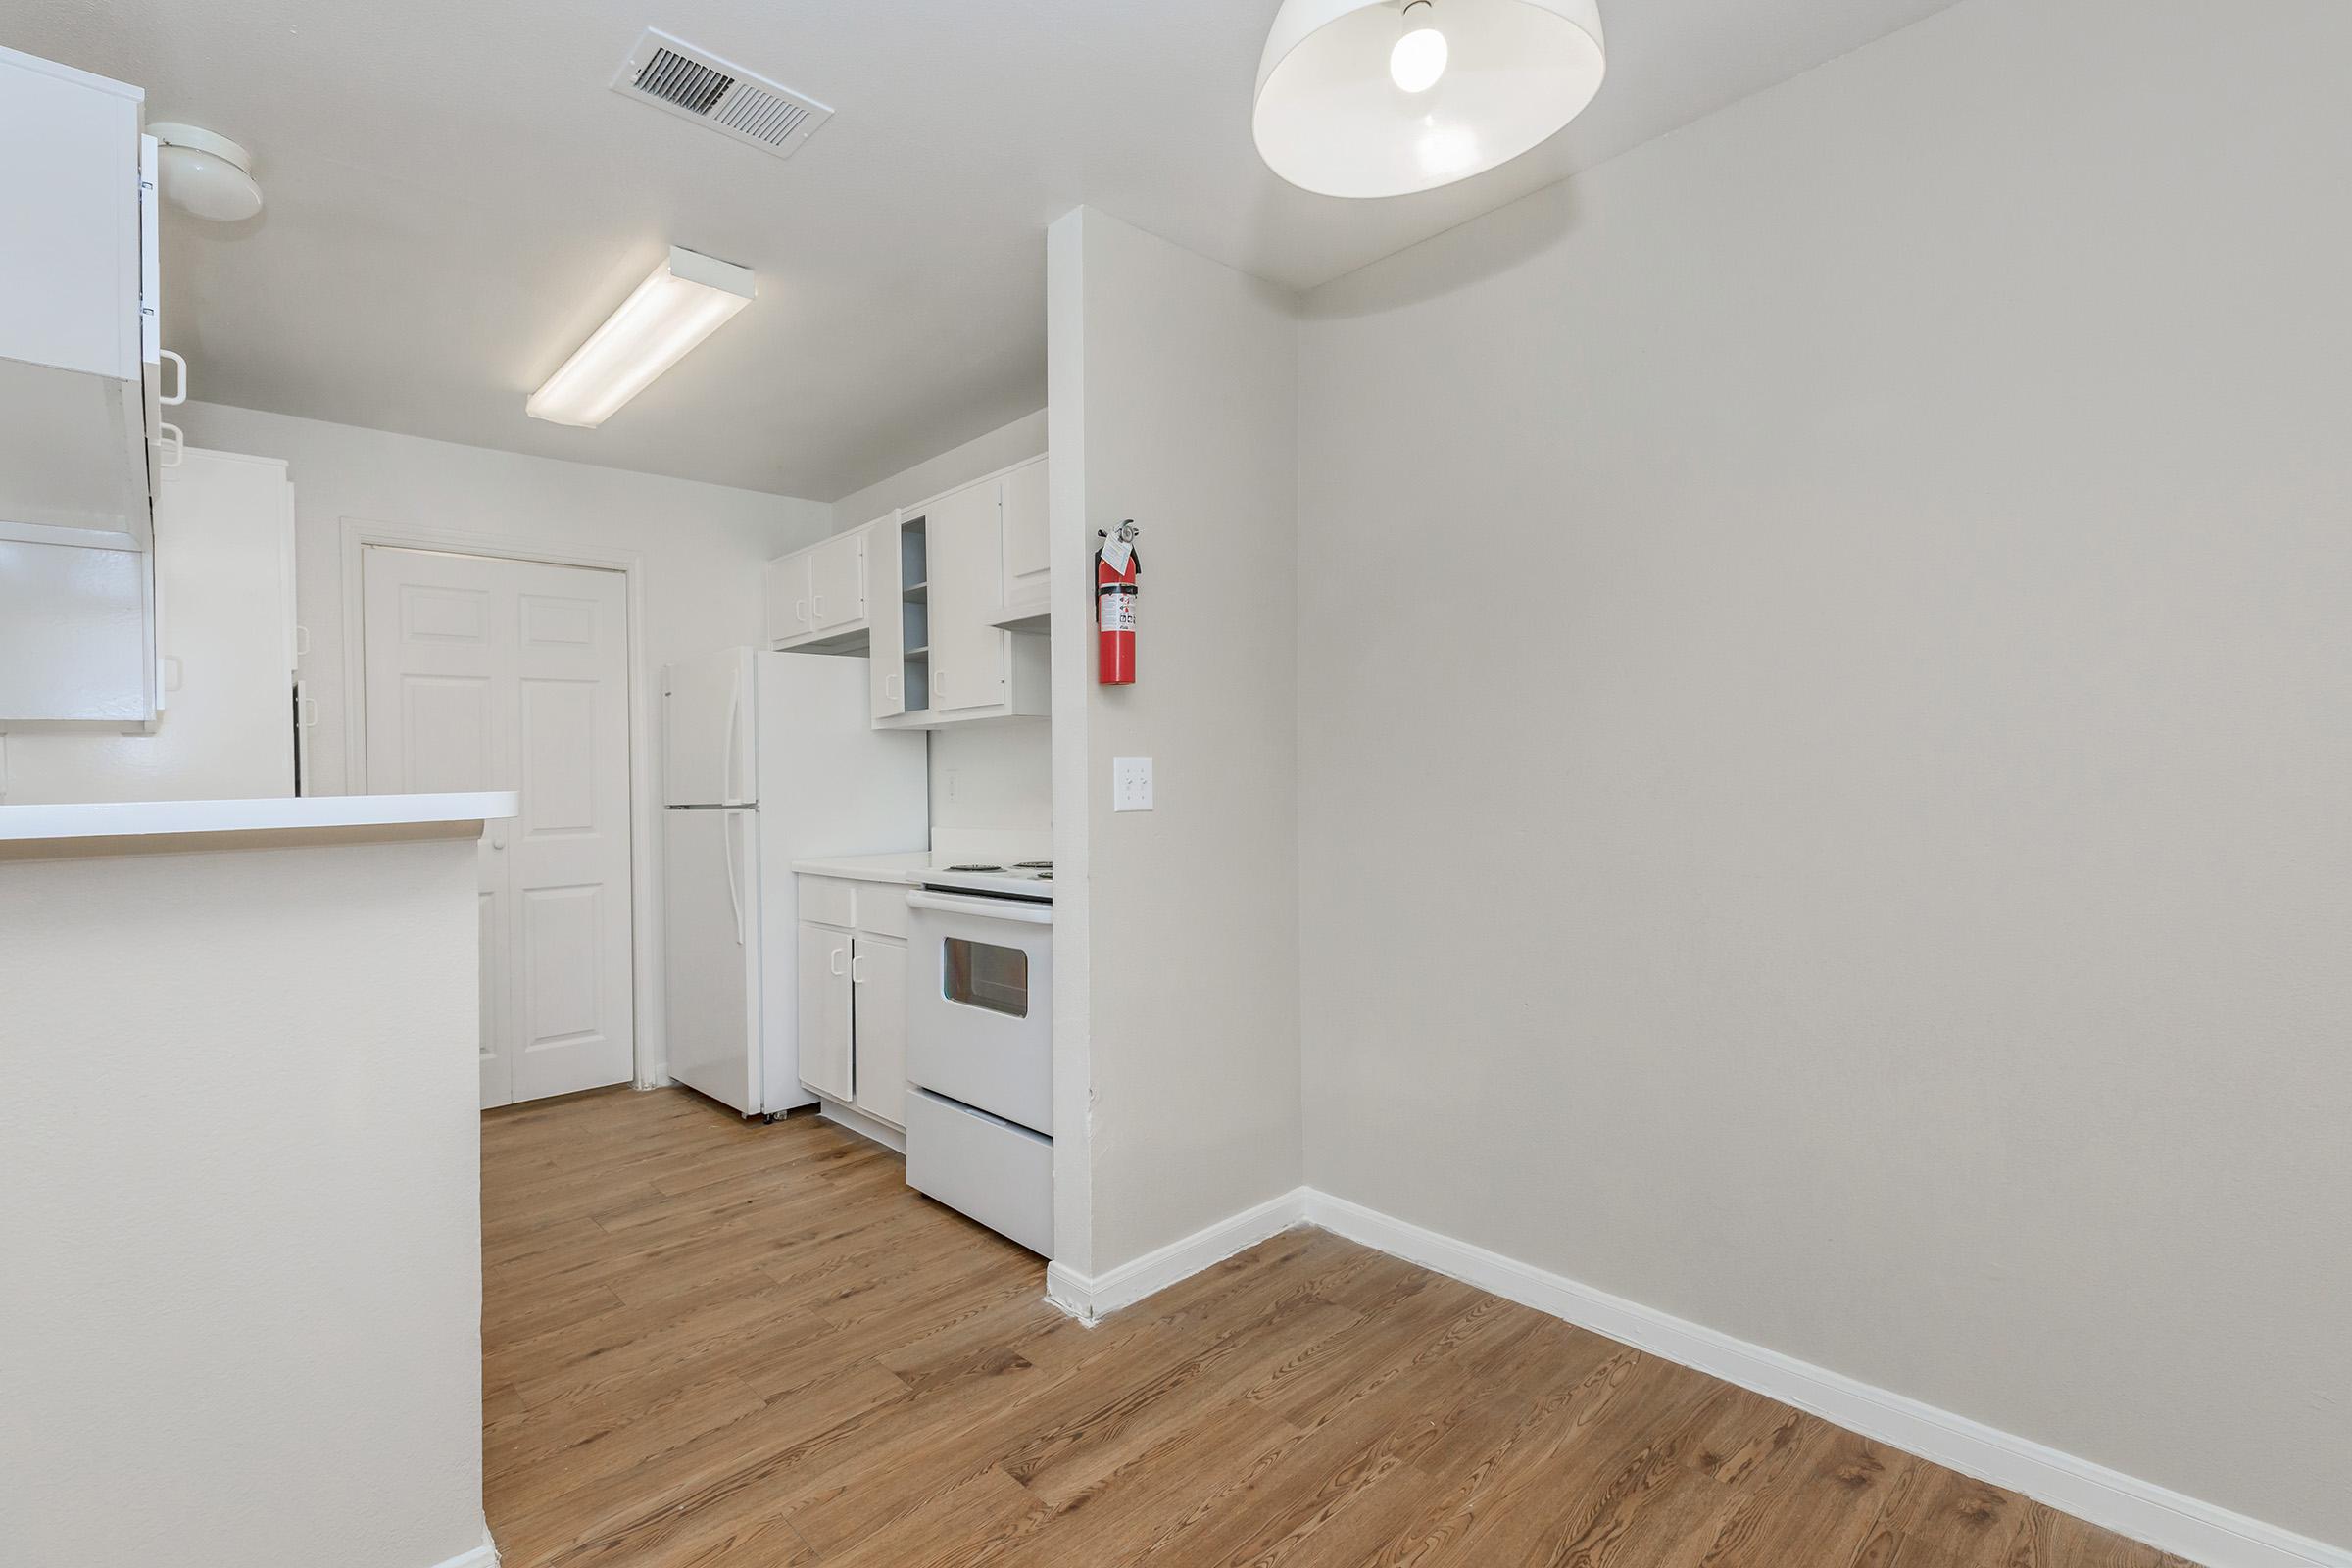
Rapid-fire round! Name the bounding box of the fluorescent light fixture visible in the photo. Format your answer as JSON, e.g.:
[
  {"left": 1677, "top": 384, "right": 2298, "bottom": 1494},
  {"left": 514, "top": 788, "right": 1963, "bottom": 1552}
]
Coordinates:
[{"left": 525, "top": 246, "right": 755, "bottom": 427}]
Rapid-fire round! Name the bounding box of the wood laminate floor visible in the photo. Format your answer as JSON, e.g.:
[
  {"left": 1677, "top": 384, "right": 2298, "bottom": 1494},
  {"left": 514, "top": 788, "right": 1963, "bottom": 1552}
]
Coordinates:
[{"left": 482, "top": 1087, "right": 2193, "bottom": 1568}]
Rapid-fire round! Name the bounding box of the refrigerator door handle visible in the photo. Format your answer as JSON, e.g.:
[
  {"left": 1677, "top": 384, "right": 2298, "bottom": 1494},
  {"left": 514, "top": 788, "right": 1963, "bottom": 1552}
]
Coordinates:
[
  {"left": 722, "top": 666, "right": 746, "bottom": 805},
  {"left": 723, "top": 810, "right": 745, "bottom": 946}
]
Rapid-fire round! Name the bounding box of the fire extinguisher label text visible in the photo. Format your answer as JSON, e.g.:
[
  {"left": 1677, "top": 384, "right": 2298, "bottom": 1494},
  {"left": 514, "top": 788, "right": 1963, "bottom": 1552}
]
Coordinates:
[{"left": 1100, "top": 588, "right": 1137, "bottom": 633}]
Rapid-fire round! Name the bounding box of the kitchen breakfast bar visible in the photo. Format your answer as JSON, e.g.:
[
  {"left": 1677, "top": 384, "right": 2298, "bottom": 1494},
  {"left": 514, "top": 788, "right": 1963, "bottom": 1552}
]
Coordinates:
[{"left": 0, "top": 791, "right": 514, "bottom": 1568}]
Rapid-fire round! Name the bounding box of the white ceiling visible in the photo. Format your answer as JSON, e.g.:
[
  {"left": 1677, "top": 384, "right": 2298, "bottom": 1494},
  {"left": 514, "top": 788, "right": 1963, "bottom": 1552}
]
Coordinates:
[{"left": 10, "top": 0, "right": 1962, "bottom": 500}]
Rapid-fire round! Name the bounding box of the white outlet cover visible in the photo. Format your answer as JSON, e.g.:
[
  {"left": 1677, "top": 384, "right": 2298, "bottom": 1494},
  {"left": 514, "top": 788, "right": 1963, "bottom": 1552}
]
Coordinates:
[{"left": 1112, "top": 756, "right": 1153, "bottom": 812}]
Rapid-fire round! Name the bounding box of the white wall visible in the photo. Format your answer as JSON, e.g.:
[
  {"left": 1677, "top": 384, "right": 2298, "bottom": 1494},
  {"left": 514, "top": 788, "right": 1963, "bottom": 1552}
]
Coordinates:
[
  {"left": 1296, "top": 0, "right": 2352, "bottom": 1548},
  {"left": 828, "top": 410, "right": 1056, "bottom": 843},
  {"left": 1049, "top": 208, "right": 1302, "bottom": 1277},
  {"left": 0, "top": 832, "right": 488, "bottom": 1568},
  {"left": 830, "top": 409, "right": 1048, "bottom": 530},
  {"left": 174, "top": 401, "right": 833, "bottom": 1080}
]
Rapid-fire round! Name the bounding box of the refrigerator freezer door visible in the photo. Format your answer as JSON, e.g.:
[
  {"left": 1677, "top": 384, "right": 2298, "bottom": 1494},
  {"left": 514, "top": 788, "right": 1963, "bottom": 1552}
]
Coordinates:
[
  {"left": 663, "top": 647, "right": 758, "bottom": 807},
  {"left": 664, "top": 807, "right": 760, "bottom": 1113}
]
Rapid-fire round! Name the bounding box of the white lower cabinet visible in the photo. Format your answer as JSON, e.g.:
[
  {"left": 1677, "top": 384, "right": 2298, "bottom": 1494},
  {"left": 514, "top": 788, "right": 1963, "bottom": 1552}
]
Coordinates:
[
  {"left": 796, "top": 875, "right": 913, "bottom": 1131},
  {"left": 796, "top": 921, "right": 854, "bottom": 1102},
  {"left": 849, "top": 936, "right": 907, "bottom": 1129}
]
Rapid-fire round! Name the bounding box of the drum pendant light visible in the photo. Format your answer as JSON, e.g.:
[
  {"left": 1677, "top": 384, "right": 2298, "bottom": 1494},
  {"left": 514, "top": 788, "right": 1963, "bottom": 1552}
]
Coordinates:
[{"left": 1252, "top": 0, "right": 1606, "bottom": 199}]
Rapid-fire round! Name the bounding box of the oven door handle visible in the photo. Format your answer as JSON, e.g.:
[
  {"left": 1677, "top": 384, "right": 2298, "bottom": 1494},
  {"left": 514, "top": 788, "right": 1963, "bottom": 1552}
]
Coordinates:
[{"left": 906, "top": 889, "right": 1055, "bottom": 925}]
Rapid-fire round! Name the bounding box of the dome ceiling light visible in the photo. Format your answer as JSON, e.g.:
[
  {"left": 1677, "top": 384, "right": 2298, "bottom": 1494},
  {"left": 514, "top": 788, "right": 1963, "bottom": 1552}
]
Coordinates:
[
  {"left": 147, "top": 122, "right": 264, "bottom": 222},
  {"left": 1252, "top": 0, "right": 1606, "bottom": 199}
]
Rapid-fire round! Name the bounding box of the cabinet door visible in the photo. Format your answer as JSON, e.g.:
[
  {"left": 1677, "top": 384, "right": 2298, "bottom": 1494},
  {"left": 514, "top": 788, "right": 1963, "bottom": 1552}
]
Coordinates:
[
  {"left": 809, "top": 529, "right": 866, "bottom": 633},
  {"left": 0, "top": 52, "right": 143, "bottom": 381},
  {"left": 926, "top": 479, "right": 1007, "bottom": 712},
  {"left": 763, "top": 551, "right": 813, "bottom": 646},
  {"left": 1001, "top": 456, "right": 1050, "bottom": 613},
  {"left": 796, "top": 921, "right": 854, "bottom": 1102},
  {"left": 852, "top": 937, "right": 908, "bottom": 1130},
  {"left": 863, "top": 514, "right": 906, "bottom": 719}
]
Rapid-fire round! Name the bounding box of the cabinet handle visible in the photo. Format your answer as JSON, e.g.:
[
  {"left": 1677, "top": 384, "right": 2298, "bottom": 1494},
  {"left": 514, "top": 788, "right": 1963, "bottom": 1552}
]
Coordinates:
[
  {"left": 813, "top": 593, "right": 826, "bottom": 620},
  {"left": 296, "top": 695, "right": 318, "bottom": 728},
  {"left": 884, "top": 672, "right": 900, "bottom": 700},
  {"left": 158, "top": 348, "right": 187, "bottom": 407},
  {"left": 794, "top": 598, "right": 808, "bottom": 627},
  {"left": 161, "top": 654, "right": 184, "bottom": 692},
  {"left": 829, "top": 946, "right": 847, "bottom": 976},
  {"left": 157, "top": 422, "right": 184, "bottom": 467},
  {"left": 852, "top": 953, "right": 869, "bottom": 984},
  {"left": 936, "top": 668, "right": 947, "bottom": 698}
]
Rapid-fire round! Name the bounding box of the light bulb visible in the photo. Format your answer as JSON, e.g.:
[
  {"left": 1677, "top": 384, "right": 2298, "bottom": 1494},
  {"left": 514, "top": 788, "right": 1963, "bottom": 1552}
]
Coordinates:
[{"left": 1390, "top": 4, "right": 1448, "bottom": 93}]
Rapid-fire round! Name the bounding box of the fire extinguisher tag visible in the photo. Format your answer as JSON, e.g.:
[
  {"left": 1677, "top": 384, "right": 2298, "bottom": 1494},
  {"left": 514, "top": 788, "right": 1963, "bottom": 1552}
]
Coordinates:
[
  {"left": 1102, "top": 538, "right": 1133, "bottom": 573},
  {"left": 1101, "top": 587, "right": 1137, "bottom": 632}
]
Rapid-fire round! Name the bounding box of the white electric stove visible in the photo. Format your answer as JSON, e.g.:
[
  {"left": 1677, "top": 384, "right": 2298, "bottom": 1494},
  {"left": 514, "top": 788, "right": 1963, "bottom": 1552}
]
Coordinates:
[{"left": 904, "top": 857, "right": 1054, "bottom": 1255}]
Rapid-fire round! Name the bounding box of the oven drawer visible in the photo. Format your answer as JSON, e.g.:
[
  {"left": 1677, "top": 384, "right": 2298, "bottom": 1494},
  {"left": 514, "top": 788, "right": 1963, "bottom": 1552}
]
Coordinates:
[{"left": 905, "top": 1088, "right": 1054, "bottom": 1258}]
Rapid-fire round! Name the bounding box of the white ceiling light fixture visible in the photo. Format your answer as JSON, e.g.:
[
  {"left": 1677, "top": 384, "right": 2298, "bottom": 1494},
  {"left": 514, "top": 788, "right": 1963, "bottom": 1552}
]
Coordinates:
[
  {"left": 1253, "top": 0, "right": 1606, "bottom": 199},
  {"left": 148, "top": 122, "right": 264, "bottom": 221},
  {"left": 526, "top": 246, "right": 756, "bottom": 428}
]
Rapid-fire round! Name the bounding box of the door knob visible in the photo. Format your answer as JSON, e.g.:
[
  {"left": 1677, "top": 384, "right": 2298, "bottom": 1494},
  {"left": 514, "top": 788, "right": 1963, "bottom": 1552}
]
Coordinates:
[{"left": 490, "top": 828, "right": 507, "bottom": 851}]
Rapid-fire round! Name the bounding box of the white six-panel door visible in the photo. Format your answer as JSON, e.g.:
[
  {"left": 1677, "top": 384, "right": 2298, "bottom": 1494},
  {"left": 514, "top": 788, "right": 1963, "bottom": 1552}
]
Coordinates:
[{"left": 362, "top": 547, "right": 634, "bottom": 1108}]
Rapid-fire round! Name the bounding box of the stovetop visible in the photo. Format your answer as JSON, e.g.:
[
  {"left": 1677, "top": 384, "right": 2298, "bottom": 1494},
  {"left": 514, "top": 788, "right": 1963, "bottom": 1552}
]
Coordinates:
[{"left": 918, "top": 859, "right": 1054, "bottom": 901}]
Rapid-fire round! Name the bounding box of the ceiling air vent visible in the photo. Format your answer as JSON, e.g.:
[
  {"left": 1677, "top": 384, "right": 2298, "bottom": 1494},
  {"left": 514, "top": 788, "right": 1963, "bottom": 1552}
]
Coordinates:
[{"left": 611, "top": 29, "right": 833, "bottom": 159}]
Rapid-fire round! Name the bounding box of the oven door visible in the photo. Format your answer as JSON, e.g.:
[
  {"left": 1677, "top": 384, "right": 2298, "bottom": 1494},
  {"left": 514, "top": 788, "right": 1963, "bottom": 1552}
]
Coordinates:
[{"left": 905, "top": 888, "right": 1054, "bottom": 1135}]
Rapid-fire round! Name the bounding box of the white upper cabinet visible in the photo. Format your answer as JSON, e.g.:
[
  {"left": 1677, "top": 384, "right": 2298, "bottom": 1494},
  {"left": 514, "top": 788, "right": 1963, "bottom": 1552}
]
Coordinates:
[
  {"left": 0, "top": 46, "right": 162, "bottom": 552},
  {"left": 0, "top": 47, "right": 144, "bottom": 383},
  {"left": 762, "top": 549, "right": 814, "bottom": 646},
  {"left": 808, "top": 528, "right": 866, "bottom": 634},
  {"left": 766, "top": 526, "right": 870, "bottom": 649},
  {"left": 996, "top": 455, "right": 1050, "bottom": 629},
  {"left": 926, "top": 478, "right": 1008, "bottom": 713},
  {"left": 864, "top": 514, "right": 911, "bottom": 721},
  {"left": 760, "top": 453, "right": 1049, "bottom": 728}
]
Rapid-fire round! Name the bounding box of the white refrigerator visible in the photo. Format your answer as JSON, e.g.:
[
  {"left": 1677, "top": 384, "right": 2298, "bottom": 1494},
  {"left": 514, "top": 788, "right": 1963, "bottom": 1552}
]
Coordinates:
[{"left": 662, "top": 649, "right": 927, "bottom": 1116}]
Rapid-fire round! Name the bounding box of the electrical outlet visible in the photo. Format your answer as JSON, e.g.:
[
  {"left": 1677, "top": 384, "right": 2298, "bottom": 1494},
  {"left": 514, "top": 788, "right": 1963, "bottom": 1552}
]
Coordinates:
[{"left": 1111, "top": 756, "right": 1153, "bottom": 812}]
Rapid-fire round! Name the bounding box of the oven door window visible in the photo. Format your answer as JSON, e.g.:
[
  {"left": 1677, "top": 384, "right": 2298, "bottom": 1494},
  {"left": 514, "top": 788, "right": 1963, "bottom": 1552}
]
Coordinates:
[{"left": 944, "top": 937, "right": 1029, "bottom": 1018}]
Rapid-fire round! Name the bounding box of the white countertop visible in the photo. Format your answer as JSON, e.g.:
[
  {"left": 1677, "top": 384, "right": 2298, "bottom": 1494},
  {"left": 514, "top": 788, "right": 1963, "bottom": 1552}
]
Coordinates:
[
  {"left": 790, "top": 851, "right": 935, "bottom": 885},
  {"left": 0, "top": 791, "right": 519, "bottom": 844}
]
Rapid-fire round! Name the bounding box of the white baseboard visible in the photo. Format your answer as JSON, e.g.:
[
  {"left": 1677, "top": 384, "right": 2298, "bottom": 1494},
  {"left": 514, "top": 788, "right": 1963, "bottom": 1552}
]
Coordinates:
[
  {"left": 430, "top": 1529, "right": 498, "bottom": 1568},
  {"left": 1045, "top": 1187, "right": 1309, "bottom": 1324},
  {"left": 1040, "top": 1184, "right": 2343, "bottom": 1568},
  {"left": 1300, "top": 1190, "right": 2349, "bottom": 1568}
]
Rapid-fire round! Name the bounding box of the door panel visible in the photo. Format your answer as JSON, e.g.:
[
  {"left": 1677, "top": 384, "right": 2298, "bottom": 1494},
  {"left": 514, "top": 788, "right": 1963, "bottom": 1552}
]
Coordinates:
[
  {"left": 797, "top": 921, "right": 854, "bottom": 1102},
  {"left": 853, "top": 937, "right": 907, "bottom": 1130},
  {"left": 397, "top": 676, "right": 493, "bottom": 791},
  {"left": 363, "top": 546, "right": 634, "bottom": 1108}
]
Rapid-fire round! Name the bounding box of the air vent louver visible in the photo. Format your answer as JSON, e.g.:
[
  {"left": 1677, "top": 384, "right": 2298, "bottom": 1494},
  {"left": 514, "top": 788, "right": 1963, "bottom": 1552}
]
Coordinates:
[{"left": 612, "top": 29, "right": 832, "bottom": 159}]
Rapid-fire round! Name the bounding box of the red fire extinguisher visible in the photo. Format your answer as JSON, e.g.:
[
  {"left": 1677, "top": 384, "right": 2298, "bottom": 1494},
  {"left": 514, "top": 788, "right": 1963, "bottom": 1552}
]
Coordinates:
[{"left": 1096, "top": 521, "right": 1140, "bottom": 685}]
